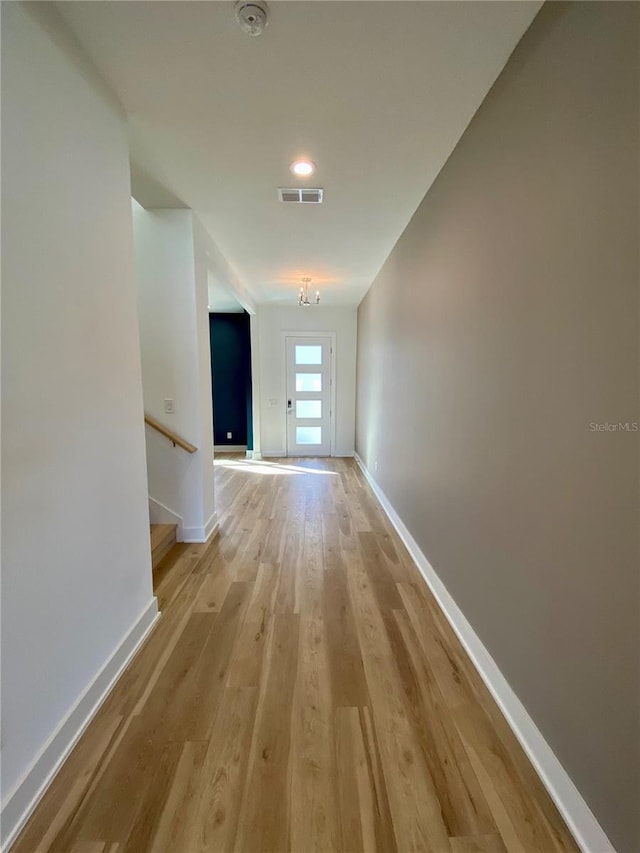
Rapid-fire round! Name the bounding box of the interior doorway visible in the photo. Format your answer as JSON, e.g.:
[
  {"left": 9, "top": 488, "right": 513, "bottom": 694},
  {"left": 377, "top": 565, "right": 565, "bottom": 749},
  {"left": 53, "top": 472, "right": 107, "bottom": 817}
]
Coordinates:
[{"left": 209, "top": 311, "right": 253, "bottom": 454}]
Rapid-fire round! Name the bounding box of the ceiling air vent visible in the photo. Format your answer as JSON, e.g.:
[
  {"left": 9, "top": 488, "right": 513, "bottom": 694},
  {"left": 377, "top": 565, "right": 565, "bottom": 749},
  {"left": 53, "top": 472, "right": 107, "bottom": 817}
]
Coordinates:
[{"left": 278, "top": 187, "right": 324, "bottom": 204}]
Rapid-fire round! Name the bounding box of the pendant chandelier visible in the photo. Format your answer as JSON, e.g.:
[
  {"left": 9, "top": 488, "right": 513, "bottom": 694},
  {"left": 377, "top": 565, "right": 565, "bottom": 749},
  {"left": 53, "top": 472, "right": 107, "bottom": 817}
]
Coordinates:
[{"left": 298, "top": 276, "right": 320, "bottom": 306}]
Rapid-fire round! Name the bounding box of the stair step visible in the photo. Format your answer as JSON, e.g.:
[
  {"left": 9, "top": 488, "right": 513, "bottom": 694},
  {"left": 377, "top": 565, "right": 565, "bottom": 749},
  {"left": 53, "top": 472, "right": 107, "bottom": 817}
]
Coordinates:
[{"left": 150, "top": 523, "right": 177, "bottom": 570}]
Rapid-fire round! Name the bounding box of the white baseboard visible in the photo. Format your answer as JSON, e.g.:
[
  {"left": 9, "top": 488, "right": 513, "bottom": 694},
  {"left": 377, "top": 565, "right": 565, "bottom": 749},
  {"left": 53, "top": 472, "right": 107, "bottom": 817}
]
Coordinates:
[
  {"left": 260, "top": 451, "right": 353, "bottom": 459},
  {"left": 1, "top": 598, "right": 160, "bottom": 852},
  {"left": 182, "top": 511, "right": 219, "bottom": 544},
  {"left": 148, "top": 496, "right": 183, "bottom": 541},
  {"left": 214, "top": 445, "right": 247, "bottom": 453},
  {"left": 353, "top": 452, "right": 614, "bottom": 853}
]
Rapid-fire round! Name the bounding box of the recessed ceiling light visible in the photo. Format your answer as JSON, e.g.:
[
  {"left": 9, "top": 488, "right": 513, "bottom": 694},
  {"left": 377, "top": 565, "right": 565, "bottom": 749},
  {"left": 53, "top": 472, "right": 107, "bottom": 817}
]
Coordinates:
[{"left": 290, "top": 159, "right": 316, "bottom": 178}]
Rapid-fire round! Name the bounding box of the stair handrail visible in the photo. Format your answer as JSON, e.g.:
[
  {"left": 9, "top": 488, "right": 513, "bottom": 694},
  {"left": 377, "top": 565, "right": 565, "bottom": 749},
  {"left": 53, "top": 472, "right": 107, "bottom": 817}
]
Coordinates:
[{"left": 144, "top": 413, "right": 197, "bottom": 454}]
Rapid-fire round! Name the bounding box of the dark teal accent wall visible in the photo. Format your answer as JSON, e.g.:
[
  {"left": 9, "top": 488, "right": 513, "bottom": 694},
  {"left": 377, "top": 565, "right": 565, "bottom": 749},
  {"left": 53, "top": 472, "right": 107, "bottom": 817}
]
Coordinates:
[{"left": 209, "top": 312, "right": 253, "bottom": 449}]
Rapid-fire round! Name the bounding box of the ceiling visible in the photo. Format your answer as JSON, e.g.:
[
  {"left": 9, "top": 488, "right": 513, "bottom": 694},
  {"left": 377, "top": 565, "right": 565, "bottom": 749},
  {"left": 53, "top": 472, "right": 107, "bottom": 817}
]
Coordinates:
[{"left": 57, "top": 1, "right": 541, "bottom": 308}]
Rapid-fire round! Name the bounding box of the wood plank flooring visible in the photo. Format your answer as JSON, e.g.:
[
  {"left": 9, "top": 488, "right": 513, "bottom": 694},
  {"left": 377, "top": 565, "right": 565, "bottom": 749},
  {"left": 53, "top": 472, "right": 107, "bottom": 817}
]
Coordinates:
[
  {"left": 12, "top": 456, "right": 578, "bottom": 853},
  {"left": 151, "top": 524, "right": 178, "bottom": 571}
]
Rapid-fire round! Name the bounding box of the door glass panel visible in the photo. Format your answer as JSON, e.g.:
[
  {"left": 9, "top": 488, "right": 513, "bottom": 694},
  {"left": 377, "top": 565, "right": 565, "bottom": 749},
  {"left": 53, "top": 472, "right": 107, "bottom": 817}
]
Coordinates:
[
  {"left": 296, "top": 373, "right": 322, "bottom": 392},
  {"left": 296, "top": 400, "right": 322, "bottom": 419},
  {"left": 296, "top": 426, "right": 322, "bottom": 445},
  {"left": 295, "top": 345, "right": 322, "bottom": 365}
]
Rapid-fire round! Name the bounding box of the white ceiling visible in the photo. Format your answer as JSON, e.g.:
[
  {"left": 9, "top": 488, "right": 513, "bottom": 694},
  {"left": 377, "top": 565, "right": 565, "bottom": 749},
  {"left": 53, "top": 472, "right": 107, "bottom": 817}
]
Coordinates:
[{"left": 57, "top": 1, "right": 541, "bottom": 308}]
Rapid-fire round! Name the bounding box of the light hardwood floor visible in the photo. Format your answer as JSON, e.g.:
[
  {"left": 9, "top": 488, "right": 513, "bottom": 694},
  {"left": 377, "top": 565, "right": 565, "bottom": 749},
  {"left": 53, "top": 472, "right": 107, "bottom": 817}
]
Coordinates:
[{"left": 13, "top": 456, "right": 578, "bottom": 853}]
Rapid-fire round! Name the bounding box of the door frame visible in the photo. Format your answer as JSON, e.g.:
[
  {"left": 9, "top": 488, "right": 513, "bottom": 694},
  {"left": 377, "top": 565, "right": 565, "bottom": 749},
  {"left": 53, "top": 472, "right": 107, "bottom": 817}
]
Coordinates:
[{"left": 281, "top": 330, "right": 337, "bottom": 457}]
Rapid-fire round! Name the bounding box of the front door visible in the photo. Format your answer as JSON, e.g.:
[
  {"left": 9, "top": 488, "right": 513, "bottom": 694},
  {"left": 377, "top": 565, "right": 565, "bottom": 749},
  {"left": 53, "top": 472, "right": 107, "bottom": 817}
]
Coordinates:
[{"left": 285, "top": 336, "right": 332, "bottom": 456}]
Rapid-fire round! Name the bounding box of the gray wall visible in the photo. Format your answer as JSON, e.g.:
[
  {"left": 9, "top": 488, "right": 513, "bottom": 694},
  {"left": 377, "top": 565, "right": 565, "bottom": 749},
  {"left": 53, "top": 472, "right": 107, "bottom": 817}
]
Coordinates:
[{"left": 355, "top": 3, "right": 639, "bottom": 850}]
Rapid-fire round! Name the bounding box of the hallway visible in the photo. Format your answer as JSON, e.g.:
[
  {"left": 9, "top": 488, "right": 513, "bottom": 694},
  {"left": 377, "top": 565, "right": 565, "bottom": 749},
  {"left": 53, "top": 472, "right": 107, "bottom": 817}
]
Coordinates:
[{"left": 13, "top": 456, "right": 576, "bottom": 852}]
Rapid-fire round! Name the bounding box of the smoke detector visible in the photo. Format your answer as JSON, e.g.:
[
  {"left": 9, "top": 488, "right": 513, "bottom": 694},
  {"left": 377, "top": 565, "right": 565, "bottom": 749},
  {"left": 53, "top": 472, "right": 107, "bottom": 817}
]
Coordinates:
[{"left": 235, "top": 1, "right": 269, "bottom": 36}]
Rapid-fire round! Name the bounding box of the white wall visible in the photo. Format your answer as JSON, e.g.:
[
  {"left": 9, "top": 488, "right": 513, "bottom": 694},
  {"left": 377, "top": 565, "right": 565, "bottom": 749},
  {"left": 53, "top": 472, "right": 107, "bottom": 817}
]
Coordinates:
[
  {"left": 257, "top": 305, "right": 357, "bottom": 456},
  {"left": 1, "top": 4, "right": 157, "bottom": 846},
  {"left": 192, "top": 217, "right": 217, "bottom": 530},
  {"left": 132, "top": 205, "right": 216, "bottom": 541}
]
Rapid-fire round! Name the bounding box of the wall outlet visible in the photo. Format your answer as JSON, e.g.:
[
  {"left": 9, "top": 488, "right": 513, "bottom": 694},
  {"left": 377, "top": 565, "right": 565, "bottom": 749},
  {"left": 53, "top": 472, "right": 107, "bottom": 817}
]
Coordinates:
[
  {"left": 164, "top": 398, "right": 174, "bottom": 414},
  {"left": 268, "top": 398, "right": 278, "bottom": 408},
  {"left": 227, "top": 431, "right": 232, "bottom": 439},
  {"left": 374, "top": 460, "right": 379, "bottom": 473}
]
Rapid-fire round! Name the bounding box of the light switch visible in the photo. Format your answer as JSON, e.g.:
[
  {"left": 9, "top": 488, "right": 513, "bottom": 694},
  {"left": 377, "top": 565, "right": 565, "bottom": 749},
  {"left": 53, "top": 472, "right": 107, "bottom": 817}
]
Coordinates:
[
  {"left": 227, "top": 431, "right": 232, "bottom": 439},
  {"left": 164, "top": 399, "right": 174, "bottom": 414},
  {"left": 269, "top": 398, "right": 278, "bottom": 407}
]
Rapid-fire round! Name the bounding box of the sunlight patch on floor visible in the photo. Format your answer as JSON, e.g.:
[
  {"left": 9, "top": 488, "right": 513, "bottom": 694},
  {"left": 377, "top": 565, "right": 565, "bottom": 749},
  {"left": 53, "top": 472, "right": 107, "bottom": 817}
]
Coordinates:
[{"left": 214, "top": 458, "right": 338, "bottom": 476}]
